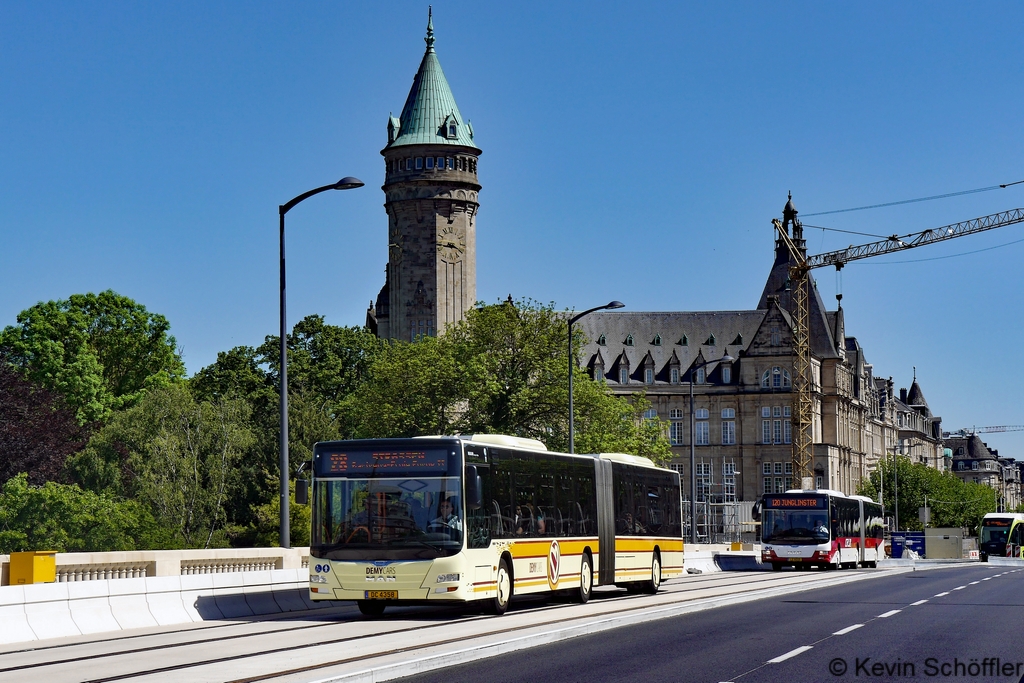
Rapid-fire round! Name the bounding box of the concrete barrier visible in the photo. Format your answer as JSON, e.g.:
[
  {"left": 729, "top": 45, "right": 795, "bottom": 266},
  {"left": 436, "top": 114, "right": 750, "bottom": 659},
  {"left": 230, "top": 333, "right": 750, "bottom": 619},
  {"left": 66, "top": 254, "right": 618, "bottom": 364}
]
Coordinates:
[{"left": 0, "top": 566, "right": 337, "bottom": 645}]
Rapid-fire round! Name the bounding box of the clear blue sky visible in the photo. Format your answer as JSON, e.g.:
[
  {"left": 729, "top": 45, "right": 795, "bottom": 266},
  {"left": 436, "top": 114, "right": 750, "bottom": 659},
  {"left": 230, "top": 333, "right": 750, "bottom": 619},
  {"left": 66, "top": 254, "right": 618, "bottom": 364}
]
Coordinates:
[{"left": 3, "top": 2, "right": 1023, "bottom": 454}]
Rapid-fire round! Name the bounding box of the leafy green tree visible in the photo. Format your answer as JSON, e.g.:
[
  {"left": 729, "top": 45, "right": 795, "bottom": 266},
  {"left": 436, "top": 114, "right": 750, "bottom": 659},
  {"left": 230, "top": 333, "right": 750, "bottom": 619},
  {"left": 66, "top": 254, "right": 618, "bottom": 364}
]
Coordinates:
[
  {"left": 0, "top": 473, "right": 167, "bottom": 553},
  {"left": 0, "top": 291, "right": 185, "bottom": 423},
  {"left": 342, "top": 299, "right": 671, "bottom": 462},
  {"left": 69, "top": 385, "right": 253, "bottom": 548},
  {"left": 858, "top": 456, "right": 998, "bottom": 531}
]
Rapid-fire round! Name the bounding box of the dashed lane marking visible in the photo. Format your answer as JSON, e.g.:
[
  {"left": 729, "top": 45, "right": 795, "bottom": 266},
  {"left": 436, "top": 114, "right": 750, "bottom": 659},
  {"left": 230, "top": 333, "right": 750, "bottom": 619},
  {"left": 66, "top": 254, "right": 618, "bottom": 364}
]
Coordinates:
[
  {"left": 768, "top": 646, "right": 814, "bottom": 664},
  {"left": 953, "top": 586, "right": 966, "bottom": 590},
  {"left": 833, "top": 624, "right": 864, "bottom": 635},
  {"left": 969, "top": 581, "right": 980, "bottom": 585},
  {"left": 877, "top": 609, "right": 902, "bottom": 618},
  {"left": 909, "top": 599, "right": 928, "bottom": 606},
  {"left": 934, "top": 592, "right": 950, "bottom": 597}
]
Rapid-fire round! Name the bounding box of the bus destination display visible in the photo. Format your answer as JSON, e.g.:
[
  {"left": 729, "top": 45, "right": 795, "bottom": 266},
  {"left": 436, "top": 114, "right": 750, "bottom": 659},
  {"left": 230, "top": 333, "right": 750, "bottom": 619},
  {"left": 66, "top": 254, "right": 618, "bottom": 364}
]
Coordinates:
[
  {"left": 322, "top": 450, "right": 449, "bottom": 475},
  {"left": 765, "top": 496, "right": 826, "bottom": 509}
]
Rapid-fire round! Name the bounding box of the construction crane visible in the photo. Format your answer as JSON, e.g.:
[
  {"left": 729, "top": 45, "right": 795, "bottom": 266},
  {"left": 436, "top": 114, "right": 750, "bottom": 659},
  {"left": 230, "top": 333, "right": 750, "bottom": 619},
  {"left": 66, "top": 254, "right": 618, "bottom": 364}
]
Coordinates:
[
  {"left": 945, "top": 425, "right": 1024, "bottom": 436},
  {"left": 772, "top": 203, "right": 1024, "bottom": 487}
]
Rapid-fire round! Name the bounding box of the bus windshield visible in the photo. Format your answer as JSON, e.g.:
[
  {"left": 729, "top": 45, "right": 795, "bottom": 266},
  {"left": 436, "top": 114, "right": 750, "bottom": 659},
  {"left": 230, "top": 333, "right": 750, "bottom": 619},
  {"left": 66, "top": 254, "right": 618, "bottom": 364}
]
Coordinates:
[
  {"left": 312, "top": 477, "right": 463, "bottom": 561},
  {"left": 762, "top": 509, "right": 830, "bottom": 544},
  {"left": 980, "top": 524, "right": 1010, "bottom": 545}
]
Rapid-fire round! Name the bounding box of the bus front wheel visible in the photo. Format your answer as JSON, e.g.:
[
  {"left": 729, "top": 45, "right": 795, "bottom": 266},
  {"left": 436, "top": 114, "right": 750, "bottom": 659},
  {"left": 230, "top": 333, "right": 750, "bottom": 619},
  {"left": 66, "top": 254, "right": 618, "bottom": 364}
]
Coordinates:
[
  {"left": 357, "top": 600, "right": 386, "bottom": 617},
  {"left": 489, "top": 558, "right": 512, "bottom": 615},
  {"left": 576, "top": 553, "right": 593, "bottom": 603}
]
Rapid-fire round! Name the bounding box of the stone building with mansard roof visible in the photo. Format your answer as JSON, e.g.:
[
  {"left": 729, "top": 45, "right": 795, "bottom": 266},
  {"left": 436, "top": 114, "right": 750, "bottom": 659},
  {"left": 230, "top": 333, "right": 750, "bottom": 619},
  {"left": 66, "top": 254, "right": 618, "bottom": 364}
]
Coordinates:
[{"left": 578, "top": 195, "right": 930, "bottom": 500}]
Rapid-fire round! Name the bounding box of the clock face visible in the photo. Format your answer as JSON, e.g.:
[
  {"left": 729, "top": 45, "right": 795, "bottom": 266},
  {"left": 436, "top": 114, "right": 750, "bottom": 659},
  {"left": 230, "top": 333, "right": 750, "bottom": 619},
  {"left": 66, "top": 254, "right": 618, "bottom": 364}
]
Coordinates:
[
  {"left": 388, "top": 226, "right": 404, "bottom": 263},
  {"left": 436, "top": 225, "right": 466, "bottom": 262}
]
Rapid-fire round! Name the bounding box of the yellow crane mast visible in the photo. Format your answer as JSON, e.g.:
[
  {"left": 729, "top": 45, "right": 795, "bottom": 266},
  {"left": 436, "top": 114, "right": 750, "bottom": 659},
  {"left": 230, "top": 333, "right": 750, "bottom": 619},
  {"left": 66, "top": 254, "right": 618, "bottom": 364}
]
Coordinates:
[{"left": 772, "top": 204, "right": 1024, "bottom": 487}]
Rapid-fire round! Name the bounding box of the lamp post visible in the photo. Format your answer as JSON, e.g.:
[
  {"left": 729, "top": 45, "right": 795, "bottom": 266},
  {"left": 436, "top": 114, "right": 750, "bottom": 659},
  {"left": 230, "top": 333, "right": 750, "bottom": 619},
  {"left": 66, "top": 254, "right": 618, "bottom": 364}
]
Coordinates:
[
  {"left": 279, "top": 177, "right": 363, "bottom": 548},
  {"left": 567, "top": 301, "right": 624, "bottom": 453},
  {"left": 689, "top": 353, "right": 734, "bottom": 544}
]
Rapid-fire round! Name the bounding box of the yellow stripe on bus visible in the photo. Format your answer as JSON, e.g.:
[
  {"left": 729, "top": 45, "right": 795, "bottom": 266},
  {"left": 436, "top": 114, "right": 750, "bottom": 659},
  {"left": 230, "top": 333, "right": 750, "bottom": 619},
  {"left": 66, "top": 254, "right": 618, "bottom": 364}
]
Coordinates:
[{"left": 507, "top": 538, "right": 599, "bottom": 558}]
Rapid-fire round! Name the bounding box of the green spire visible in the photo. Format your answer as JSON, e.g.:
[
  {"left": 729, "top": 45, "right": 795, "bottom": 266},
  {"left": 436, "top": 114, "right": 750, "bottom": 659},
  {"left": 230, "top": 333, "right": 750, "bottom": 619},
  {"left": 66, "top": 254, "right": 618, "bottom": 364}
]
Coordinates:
[{"left": 385, "top": 9, "right": 478, "bottom": 150}]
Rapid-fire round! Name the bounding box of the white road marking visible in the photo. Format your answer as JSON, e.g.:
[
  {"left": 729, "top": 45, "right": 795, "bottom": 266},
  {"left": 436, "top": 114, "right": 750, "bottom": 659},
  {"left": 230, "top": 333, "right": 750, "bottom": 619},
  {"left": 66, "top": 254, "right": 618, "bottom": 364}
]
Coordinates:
[
  {"left": 877, "top": 609, "right": 902, "bottom": 618},
  {"left": 768, "top": 645, "right": 814, "bottom": 663},
  {"left": 982, "top": 577, "right": 992, "bottom": 581},
  {"left": 833, "top": 624, "right": 864, "bottom": 635},
  {"left": 934, "top": 592, "right": 950, "bottom": 597},
  {"left": 953, "top": 586, "right": 966, "bottom": 590},
  {"left": 909, "top": 599, "right": 928, "bottom": 606},
  {"left": 969, "top": 581, "right": 980, "bottom": 585}
]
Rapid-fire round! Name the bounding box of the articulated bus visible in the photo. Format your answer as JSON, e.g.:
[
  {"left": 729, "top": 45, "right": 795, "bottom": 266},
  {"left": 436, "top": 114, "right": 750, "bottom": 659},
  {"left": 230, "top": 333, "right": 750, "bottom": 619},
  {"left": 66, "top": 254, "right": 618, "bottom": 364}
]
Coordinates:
[
  {"left": 309, "top": 434, "right": 684, "bottom": 616},
  {"left": 980, "top": 513, "right": 1024, "bottom": 561},
  {"left": 760, "top": 490, "right": 884, "bottom": 571}
]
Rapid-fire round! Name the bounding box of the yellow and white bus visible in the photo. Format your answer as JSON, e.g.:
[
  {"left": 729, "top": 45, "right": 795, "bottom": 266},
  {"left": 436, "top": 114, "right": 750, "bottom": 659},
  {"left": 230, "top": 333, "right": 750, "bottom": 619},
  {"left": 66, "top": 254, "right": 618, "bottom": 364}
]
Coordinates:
[{"left": 309, "top": 434, "right": 684, "bottom": 616}]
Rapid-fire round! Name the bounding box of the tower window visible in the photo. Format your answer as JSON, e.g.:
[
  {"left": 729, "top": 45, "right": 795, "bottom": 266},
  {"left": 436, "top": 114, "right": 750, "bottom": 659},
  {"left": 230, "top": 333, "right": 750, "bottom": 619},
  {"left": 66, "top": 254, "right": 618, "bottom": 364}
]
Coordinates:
[
  {"left": 447, "top": 157, "right": 453, "bottom": 169},
  {"left": 436, "top": 156, "right": 444, "bottom": 168},
  {"left": 449, "top": 123, "right": 457, "bottom": 137},
  {"left": 425, "top": 157, "right": 434, "bottom": 169},
  {"left": 405, "top": 158, "right": 412, "bottom": 171},
  {"left": 415, "top": 157, "right": 423, "bottom": 170}
]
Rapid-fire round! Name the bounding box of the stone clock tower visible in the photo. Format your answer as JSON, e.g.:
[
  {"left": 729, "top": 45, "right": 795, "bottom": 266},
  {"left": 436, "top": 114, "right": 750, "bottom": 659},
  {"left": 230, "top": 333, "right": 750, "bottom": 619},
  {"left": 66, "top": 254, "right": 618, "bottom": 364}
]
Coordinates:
[{"left": 368, "top": 10, "right": 481, "bottom": 341}]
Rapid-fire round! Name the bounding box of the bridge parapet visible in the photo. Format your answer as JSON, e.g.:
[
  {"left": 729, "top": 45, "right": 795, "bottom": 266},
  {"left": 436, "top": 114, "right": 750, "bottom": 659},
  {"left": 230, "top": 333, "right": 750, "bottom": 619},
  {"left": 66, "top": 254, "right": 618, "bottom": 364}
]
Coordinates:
[{"left": 1, "top": 548, "right": 310, "bottom": 585}]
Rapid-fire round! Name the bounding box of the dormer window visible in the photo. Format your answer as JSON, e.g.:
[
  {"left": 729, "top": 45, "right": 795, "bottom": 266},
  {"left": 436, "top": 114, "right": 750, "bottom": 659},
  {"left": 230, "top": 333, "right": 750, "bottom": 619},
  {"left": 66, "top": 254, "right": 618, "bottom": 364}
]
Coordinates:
[
  {"left": 597, "top": 334, "right": 606, "bottom": 345},
  {"left": 620, "top": 368, "right": 629, "bottom": 384},
  {"left": 449, "top": 123, "right": 457, "bottom": 137},
  {"left": 653, "top": 334, "right": 662, "bottom": 346},
  {"left": 625, "top": 334, "right": 634, "bottom": 346}
]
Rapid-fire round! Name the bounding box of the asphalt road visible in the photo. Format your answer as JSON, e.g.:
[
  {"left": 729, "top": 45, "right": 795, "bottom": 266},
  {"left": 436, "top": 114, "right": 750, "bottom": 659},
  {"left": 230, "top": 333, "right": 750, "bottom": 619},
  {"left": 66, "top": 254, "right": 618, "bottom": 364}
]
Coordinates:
[{"left": 395, "top": 566, "right": 1024, "bottom": 683}]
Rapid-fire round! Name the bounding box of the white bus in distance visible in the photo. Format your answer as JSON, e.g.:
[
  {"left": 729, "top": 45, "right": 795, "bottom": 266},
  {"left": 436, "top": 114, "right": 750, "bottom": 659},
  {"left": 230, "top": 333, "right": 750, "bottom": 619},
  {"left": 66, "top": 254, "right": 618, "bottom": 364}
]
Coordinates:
[{"left": 759, "top": 489, "right": 884, "bottom": 570}]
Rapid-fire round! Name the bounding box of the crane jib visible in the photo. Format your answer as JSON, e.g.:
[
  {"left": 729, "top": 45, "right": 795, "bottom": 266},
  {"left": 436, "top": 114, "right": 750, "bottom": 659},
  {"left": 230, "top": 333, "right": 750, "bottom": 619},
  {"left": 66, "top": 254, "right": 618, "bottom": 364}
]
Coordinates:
[{"left": 804, "top": 208, "right": 1024, "bottom": 270}]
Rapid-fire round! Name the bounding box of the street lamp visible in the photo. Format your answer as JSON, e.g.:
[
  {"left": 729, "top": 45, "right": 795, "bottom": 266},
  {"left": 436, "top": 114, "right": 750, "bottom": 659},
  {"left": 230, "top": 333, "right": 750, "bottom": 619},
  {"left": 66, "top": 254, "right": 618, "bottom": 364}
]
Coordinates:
[
  {"left": 279, "top": 177, "right": 364, "bottom": 548},
  {"left": 689, "top": 353, "right": 734, "bottom": 544},
  {"left": 568, "top": 300, "right": 624, "bottom": 453}
]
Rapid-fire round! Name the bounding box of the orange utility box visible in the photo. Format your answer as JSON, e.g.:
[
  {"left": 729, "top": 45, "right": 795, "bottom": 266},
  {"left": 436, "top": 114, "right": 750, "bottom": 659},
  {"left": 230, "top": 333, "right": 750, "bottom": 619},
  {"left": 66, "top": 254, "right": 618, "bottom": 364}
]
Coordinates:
[{"left": 9, "top": 551, "right": 58, "bottom": 585}]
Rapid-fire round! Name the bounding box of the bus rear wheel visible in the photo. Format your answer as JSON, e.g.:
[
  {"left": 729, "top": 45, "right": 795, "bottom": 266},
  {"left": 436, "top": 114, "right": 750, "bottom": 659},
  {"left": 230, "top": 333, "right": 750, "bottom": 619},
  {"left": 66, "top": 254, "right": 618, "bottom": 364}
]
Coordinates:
[
  {"left": 489, "top": 558, "right": 512, "bottom": 615},
  {"left": 357, "top": 600, "right": 386, "bottom": 617},
  {"left": 644, "top": 553, "right": 662, "bottom": 594},
  {"left": 576, "top": 553, "right": 593, "bottom": 603}
]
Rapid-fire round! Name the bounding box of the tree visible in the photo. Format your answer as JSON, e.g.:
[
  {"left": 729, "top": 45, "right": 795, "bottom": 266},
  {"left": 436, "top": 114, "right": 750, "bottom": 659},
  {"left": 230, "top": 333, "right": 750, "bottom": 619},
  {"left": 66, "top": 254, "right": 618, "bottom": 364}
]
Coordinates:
[
  {"left": 0, "top": 473, "right": 165, "bottom": 553},
  {"left": 69, "top": 385, "right": 253, "bottom": 548},
  {"left": 0, "top": 291, "right": 185, "bottom": 423},
  {"left": 0, "top": 357, "right": 92, "bottom": 485},
  {"left": 342, "top": 299, "right": 671, "bottom": 462},
  {"left": 858, "top": 456, "right": 998, "bottom": 531}
]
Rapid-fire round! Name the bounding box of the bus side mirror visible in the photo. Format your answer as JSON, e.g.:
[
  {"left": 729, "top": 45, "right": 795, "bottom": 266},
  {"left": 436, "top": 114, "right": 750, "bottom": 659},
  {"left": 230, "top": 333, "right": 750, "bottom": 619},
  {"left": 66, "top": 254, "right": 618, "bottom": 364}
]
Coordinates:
[
  {"left": 295, "top": 478, "right": 309, "bottom": 505},
  {"left": 465, "top": 465, "right": 483, "bottom": 510}
]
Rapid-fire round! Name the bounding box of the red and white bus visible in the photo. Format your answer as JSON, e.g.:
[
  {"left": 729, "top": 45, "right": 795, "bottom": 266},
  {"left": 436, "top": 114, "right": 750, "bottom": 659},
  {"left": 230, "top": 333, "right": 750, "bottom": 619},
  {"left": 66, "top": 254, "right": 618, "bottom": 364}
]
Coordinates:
[{"left": 759, "top": 490, "right": 884, "bottom": 570}]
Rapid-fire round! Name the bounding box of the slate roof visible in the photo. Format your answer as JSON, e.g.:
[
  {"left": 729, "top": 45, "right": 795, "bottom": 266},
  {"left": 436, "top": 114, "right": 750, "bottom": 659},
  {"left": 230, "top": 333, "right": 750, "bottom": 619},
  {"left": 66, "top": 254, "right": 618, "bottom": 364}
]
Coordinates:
[
  {"left": 945, "top": 434, "right": 998, "bottom": 462},
  {"left": 905, "top": 380, "right": 931, "bottom": 417},
  {"left": 578, "top": 311, "right": 765, "bottom": 382},
  {"left": 385, "top": 11, "right": 478, "bottom": 151}
]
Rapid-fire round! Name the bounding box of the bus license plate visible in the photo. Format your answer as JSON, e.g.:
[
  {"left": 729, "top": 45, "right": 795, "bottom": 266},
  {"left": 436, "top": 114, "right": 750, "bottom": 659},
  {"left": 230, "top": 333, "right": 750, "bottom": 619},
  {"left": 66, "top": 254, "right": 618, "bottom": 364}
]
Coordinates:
[
  {"left": 789, "top": 558, "right": 801, "bottom": 562},
  {"left": 364, "top": 591, "right": 397, "bottom": 599}
]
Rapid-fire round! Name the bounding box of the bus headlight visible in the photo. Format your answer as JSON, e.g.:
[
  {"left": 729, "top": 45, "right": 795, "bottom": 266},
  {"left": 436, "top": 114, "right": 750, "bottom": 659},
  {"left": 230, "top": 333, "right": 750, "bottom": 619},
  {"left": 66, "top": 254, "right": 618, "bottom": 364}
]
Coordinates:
[{"left": 310, "top": 575, "right": 329, "bottom": 584}]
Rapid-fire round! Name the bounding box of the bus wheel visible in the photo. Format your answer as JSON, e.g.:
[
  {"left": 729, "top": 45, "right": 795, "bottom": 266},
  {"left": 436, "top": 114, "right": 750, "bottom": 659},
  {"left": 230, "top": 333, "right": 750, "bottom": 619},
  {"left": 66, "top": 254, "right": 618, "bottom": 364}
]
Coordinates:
[
  {"left": 771, "top": 562, "right": 782, "bottom": 572},
  {"left": 489, "top": 558, "right": 512, "bottom": 615},
  {"left": 357, "top": 600, "right": 386, "bottom": 617},
  {"left": 644, "top": 553, "right": 662, "bottom": 594},
  {"left": 576, "top": 553, "right": 593, "bottom": 604}
]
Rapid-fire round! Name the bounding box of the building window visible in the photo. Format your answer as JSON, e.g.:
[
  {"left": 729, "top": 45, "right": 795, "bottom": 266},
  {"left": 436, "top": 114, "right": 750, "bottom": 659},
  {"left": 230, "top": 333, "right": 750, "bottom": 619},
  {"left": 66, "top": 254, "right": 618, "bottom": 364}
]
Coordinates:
[
  {"left": 597, "top": 334, "right": 606, "bottom": 345},
  {"left": 972, "top": 462, "right": 979, "bottom": 471},
  {"left": 784, "top": 419, "right": 791, "bottom": 444},
  {"left": 722, "top": 420, "right": 736, "bottom": 445},
  {"left": 695, "top": 408, "right": 709, "bottom": 419},
  {"left": 771, "top": 326, "right": 781, "bottom": 346},
  {"left": 784, "top": 406, "right": 791, "bottom": 417},
  {"left": 653, "top": 334, "right": 662, "bottom": 346},
  {"left": 696, "top": 462, "right": 713, "bottom": 501},
  {"left": 762, "top": 462, "right": 772, "bottom": 475},
  {"left": 642, "top": 409, "right": 658, "bottom": 422},
  {"left": 426, "top": 157, "right": 434, "bottom": 169},
  {"left": 696, "top": 367, "right": 706, "bottom": 384},
  {"left": 449, "top": 123, "right": 457, "bottom": 137},
  {"left": 722, "top": 462, "right": 736, "bottom": 502},
  {"left": 763, "top": 477, "right": 772, "bottom": 494},
  {"left": 405, "top": 158, "right": 413, "bottom": 170},
  {"left": 775, "top": 477, "right": 784, "bottom": 493},
  {"left": 773, "top": 419, "right": 782, "bottom": 444},
  {"left": 670, "top": 421, "right": 684, "bottom": 445},
  {"left": 785, "top": 477, "right": 793, "bottom": 490},
  {"left": 762, "top": 420, "right": 771, "bottom": 444},
  {"left": 671, "top": 367, "right": 679, "bottom": 384},
  {"left": 696, "top": 421, "right": 709, "bottom": 446},
  {"left": 670, "top": 409, "right": 684, "bottom": 419},
  {"left": 721, "top": 365, "right": 731, "bottom": 384},
  {"left": 447, "top": 157, "right": 453, "bottom": 169},
  {"left": 620, "top": 368, "right": 629, "bottom": 384},
  {"left": 722, "top": 408, "right": 735, "bottom": 419},
  {"left": 625, "top": 334, "right": 634, "bottom": 346},
  {"left": 437, "top": 157, "right": 444, "bottom": 168},
  {"left": 594, "top": 367, "right": 604, "bottom": 382},
  {"left": 774, "top": 462, "right": 783, "bottom": 475},
  {"left": 815, "top": 475, "right": 823, "bottom": 489},
  {"left": 415, "top": 157, "right": 423, "bottom": 169},
  {"left": 784, "top": 463, "right": 793, "bottom": 475},
  {"left": 645, "top": 368, "right": 654, "bottom": 384},
  {"left": 773, "top": 406, "right": 782, "bottom": 417}
]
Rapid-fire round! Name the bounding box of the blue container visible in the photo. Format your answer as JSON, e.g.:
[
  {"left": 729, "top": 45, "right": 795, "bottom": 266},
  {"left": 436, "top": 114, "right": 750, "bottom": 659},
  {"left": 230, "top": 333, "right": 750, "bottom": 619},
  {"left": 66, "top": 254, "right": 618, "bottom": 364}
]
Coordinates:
[{"left": 890, "top": 535, "right": 906, "bottom": 558}]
